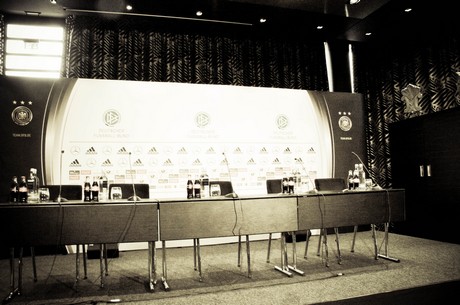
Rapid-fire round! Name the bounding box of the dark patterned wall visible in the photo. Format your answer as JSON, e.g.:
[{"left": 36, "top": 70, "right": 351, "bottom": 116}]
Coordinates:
[
  {"left": 63, "top": 15, "right": 329, "bottom": 91},
  {"left": 354, "top": 35, "right": 460, "bottom": 188}
]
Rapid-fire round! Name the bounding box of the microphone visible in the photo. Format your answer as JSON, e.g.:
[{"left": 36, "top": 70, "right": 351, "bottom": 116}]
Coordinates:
[
  {"left": 54, "top": 150, "right": 68, "bottom": 202},
  {"left": 127, "top": 152, "right": 140, "bottom": 202},
  {"left": 351, "top": 151, "right": 382, "bottom": 190},
  {"left": 222, "top": 152, "right": 238, "bottom": 198},
  {"left": 294, "top": 158, "right": 317, "bottom": 194}
]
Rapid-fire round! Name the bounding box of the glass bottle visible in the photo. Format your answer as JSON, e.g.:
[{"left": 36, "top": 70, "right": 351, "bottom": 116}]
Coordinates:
[
  {"left": 84, "top": 176, "right": 91, "bottom": 202},
  {"left": 194, "top": 177, "right": 201, "bottom": 198},
  {"left": 10, "top": 176, "right": 19, "bottom": 203},
  {"left": 353, "top": 164, "right": 360, "bottom": 190},
  {"left": 358, "top": 163, "right": 366, "bottom": 189},
  {"left": 347, "top": 170, "right": 354, "bottom": 190},
  {"left": 187, "top": 175, "right": 194, "bottom": 199},
  {"left": 91, "top": 177, "right": 99, "bottom": 202},
  {"left": 18, "top": 176, "right": 28, "bottom": 203}
]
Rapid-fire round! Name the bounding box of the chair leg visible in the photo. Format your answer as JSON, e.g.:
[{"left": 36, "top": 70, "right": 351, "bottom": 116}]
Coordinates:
[
  {"left": 316, "top": 230, "right": 322, "bottom": 256},
  {"left": 30, "top": 247, "right": 37, "bottom": 282},
  {"left": 266, "top": 233, "right": 272, "bottom": 263},
  {"left": 351, "top": 225, "right": 358, "bottom": 252},
  {"left": 245, "top": 235, "right": 251, "bottom": 278},
  {"left": 103, "top": 244, "right": 108, "bottom": 276},
  {"left": 237, "top": 235, "right": 242, "bottom": 267},
  {"left": 82, "top": 245, "right": 87, "bottom": 279},
  {"left": 334, "top": 228, "right": 342, "bottom": 264}
]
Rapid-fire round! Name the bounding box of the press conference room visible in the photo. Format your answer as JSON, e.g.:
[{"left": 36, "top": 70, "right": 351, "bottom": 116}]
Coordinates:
[{"left": 0, "top": 1, "right": 459, "bottom": 304}]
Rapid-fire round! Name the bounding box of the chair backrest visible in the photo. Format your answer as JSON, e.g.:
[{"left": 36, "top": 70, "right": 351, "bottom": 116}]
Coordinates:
[
  {"left": 208, "top": 181, "right": 234, "bottom": 196},
  {"left": 109, "top": 183, "right": 150, "bottom": 199},
  {"left": 314, "top": 178, "right": 346, "bottom": 192},
  {"left": 43, "top": 185, "right": 83, "bottom": 201},
  {"left": 266, "top": 179, "right": 282, "bottom": 194}
]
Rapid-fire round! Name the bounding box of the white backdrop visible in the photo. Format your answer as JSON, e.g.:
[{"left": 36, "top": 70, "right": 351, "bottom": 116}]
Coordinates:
[{"left": 44, "top": 79, "right": 331, "bottom": 198}]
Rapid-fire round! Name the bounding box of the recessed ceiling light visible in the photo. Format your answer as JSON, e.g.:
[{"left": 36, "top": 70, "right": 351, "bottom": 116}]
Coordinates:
[
  {"left": 126, "top": 5, "right": 133, "bottom": 11},
  {"left": 349, "top": 0, "right": 361, "bottom": 4},
  {"left": 50, "top": 0, "right": 57, "bottom": 4},
  {"left": 259, "top": 18, "right": 266, "bottom": 23},
  {"left": 404, "top": 8, "right": 412, "bottom": 13},
  {"left": 365, "top": 32, "right": 372, "bottom": 36},
  {"left": 317, "top": 25, "right": 323, "bottom": 30},
  {"left": 196, "top": 11, "right": 203, "bottom": 17}
]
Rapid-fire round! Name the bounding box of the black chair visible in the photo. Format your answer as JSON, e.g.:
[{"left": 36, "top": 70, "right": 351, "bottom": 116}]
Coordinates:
[
  {"left": 310, "top": 178, "right": 346, "bottom": 266},
  {"left": 108, "top": 183, "right": 150, "bottom": 200}
]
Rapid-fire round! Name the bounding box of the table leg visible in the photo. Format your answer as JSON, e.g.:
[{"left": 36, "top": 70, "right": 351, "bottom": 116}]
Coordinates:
[
  {"left": 287, "top": 232, "right": 304, "bottom": 275},
  {"left": 245, "top": 235, "right": 252, "bottom": 278},
  {"left": 274, "top": 233, "right": 293, "bottom": 277},
  {"left": 148, "top": 241, "right": 156, "bottom": 292},
  {"left": 3, "top": 248, "right": 19, "bottom": 304},
  {"left": 161, "top": 241, "right": 170, "bottom": 291},
  {"left": 377, "top": 223, "right": 400, "bottom": 262}
]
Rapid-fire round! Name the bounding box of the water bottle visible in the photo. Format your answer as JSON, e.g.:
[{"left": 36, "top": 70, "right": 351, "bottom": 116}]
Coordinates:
[
  {"left": 84, "top": 176, "right": 91, "bottom": 202},
  {"left": 187, "top": 175, "right": 194, "bottom": 199}
]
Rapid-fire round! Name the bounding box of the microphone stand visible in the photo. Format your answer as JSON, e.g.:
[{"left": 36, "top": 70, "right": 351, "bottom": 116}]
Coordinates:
[{"left": 55, "top": 150, "right": 67, "bottom": 203}]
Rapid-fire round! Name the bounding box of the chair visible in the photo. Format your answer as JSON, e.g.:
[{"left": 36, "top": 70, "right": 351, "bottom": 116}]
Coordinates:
[{"left": 308, "top": 178, "right": 346, "bottom": 266}]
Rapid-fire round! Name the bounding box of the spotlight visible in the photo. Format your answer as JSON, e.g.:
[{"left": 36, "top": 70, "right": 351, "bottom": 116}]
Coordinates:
[
  {"left": 349, "top": 0, "right": 361, "bottom": 4},
  {"left": 50, "top": 0, "right": 57, "bottom": 4}
]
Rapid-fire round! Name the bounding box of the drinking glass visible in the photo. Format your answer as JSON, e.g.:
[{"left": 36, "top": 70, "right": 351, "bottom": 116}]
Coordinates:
[
  {"left": 111, "top": 187, "right": 123, "bottom": 200},
  {"left": 210, "top": 184, "right": 221, "bottom": 197},
  {"left": 39, "top": 187, "right": 50, "bottom": 202}
]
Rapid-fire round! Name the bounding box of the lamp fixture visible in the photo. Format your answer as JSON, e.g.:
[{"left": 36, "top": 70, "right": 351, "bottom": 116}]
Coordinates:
[
  {"left": 349, "top": 0, "right": 361, "bottom": 4},
  {"left": 196, "top": 11, "right": 203, "bottom": 17},
  {"left": 50, "top": 0, "right": 57, "bottom": 4},
  {"left": 259, "top": 18, "right": 266, "bottom": 23}
]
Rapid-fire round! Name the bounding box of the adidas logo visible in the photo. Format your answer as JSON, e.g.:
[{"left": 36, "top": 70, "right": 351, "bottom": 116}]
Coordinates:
[
  {"left": 86, "top": 147, "right": 97, "bottom": 154},
  {"left": 133, "top": 159, "right": 144, "bottom": 166},
  {"left": 163, "top": 159, "right": 173, "bottom": 166},
  {"left": 247, "top": 158, "right": 256, "bottom": 165},
  {"left": 118, "top": 147, "right": 129, "bottom": 154},
  {"left": 148, "top": 147, "right": 158, "bottom": 154},
  {"left": 206, "top": 147, "right": 216, "bottom": 154},
  {"left": 102, "top": 159, "right": 112, "bottom": 166},
  {"left": 69, "top": 159, "right": 81, "bottom": 167},
  {"left": 192, "top": 158, "right": 202, "bottom": 166},
  {"left": 283, "top": 147, "right": 292, "bottom": 153},
  {"left": 260, "top": 147, "right": 268, "bottom": 153},
  {"left": 177, "top": 147, "right": 187, "bottom": 154},
  {"left": 272, "top": 158, "right": 281, "bottom": 164},
  {"left": 307, "top": 147, "right": 315, "bottom": 153},
  {"left": 234, "top": 147, "right": 242, "bottom": 153}
]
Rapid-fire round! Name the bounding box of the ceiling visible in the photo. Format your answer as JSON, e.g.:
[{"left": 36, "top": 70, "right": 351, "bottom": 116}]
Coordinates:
[{"left": 0, "top": 0, "right": 451, "bottom": 42}]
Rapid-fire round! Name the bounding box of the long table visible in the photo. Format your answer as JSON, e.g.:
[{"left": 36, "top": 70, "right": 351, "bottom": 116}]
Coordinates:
[
  {"left": 1, "top": 189, "right": 405, "bottom": 301},
  {"left": 0, "top": 201, "right": 159, "bottom": 302}
]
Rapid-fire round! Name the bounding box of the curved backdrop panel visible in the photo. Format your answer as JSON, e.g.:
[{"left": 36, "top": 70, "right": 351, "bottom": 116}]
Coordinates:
[{"left": 0, "top": 76, "right": 365, "bottom": 200}]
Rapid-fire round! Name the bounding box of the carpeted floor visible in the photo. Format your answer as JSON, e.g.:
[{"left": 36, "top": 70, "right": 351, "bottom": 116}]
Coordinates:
[{"left": 1, "top": 231, "right": 459, "bottom": 305}]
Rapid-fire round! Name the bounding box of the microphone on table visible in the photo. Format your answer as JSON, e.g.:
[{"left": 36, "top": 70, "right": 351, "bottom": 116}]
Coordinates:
[
  {"left": 54, "top": 150, "right": 68, "bottom": 202},
  {"left": 222, "top": 152, "right": 238, "bottom": 198},
  {"left": 351, "top": 151, "right": 382, "bottom": 190},
  {"left": 294, "top": 157, "right": 317, "bottom": 194},
  {"left": 127, "top": 152, "right": 141, "bottom": 202}
]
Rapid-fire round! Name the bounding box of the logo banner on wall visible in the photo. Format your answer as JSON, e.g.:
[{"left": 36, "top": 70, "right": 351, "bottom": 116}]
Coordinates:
[{"left": 0, "top": 76, "right": 364, "bottom": 200}]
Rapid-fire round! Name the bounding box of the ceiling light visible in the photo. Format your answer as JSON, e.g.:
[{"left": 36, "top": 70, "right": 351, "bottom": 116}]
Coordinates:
[
  {"left": 196, "top": 11, "right": 203, "bottom": 17},
  {"left": 404, "top": 8, "right": 412, "bottom": 13},
  {"left": 50, "top": 0, "right": 57, "bottom": 4},
  {"left": 349, "top": 0, "right": 361, "bottom": 4},
  {"left": 259, "top": 18, "right": 266, "bottom": 23},
  {"left": 126, "top": 5, "right": 133, "bottom": 11},
  {"left": 365, "top": 32, "right": 372, "bottom": 36},
  {"left": 25, "top": 11, "right": 41, "bottom": 16},
  {"left": 317, "top": 25, "right": 323, "bottom": 30}
]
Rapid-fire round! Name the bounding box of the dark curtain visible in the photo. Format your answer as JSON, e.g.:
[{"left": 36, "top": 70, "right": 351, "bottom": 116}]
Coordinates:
[
  {"left": 0, "top": 15, "right": 4, "bottom": 76},
  {"left": 64, "top": 15, "right": 328, "bottom": 91},
  {"left": 353, "top": 34, "right": 460, "bottom": 188}
]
